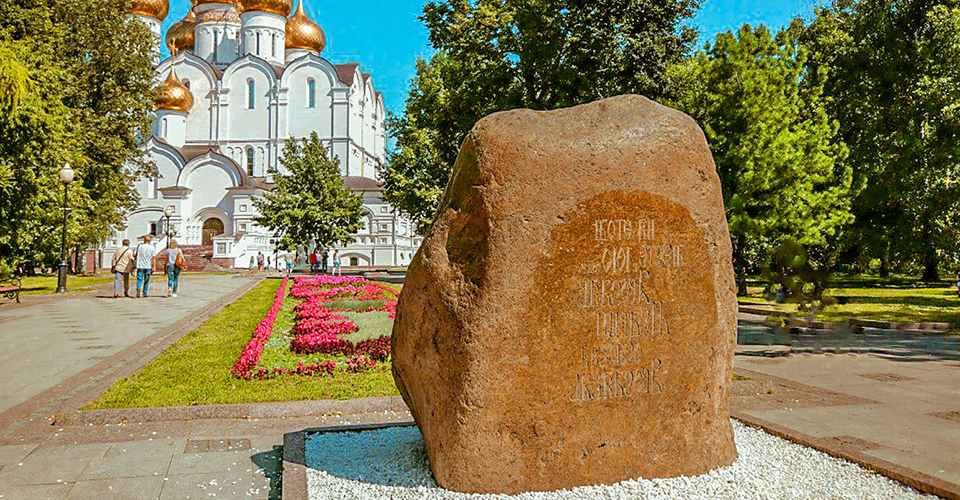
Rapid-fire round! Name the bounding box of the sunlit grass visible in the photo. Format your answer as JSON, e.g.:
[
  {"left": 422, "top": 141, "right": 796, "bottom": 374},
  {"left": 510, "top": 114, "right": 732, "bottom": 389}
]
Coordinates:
[
  {"left": 86, "top": 279, "right": 399, "bottom": 409},
  {"left": 17, "top": 275, "right": 114, "bottom": 295},
  {"left": 740, "top": 275, "right": 960, "bottom": 325}
]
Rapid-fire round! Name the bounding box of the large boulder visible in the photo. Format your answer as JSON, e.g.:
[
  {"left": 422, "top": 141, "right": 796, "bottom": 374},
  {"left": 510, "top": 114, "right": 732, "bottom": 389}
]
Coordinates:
[{"left": 391, "top": 95, "right": 738, "bottom": 494}]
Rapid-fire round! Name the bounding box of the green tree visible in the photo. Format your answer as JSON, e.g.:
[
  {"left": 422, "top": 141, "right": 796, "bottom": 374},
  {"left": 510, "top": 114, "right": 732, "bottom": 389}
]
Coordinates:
[
  {"left": 0, "top": 0, "right": 156, "bottom": 274},
  {"left": 803, "top": 0, "right": 960, "bottom": 280},
  {"left": 677, "top": 24, "right": 853, "bottom": 294},
  {"left": 383, "top": 0, "right": 702, "bottom": 231},
  {"left": 254, "top": 133, "right": 365, "bottom": 249}
]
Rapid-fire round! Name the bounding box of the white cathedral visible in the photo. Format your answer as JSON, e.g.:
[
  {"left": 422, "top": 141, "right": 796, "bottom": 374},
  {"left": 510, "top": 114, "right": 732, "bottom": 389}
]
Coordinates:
[{"left": 103, "top": 0, "right": 421, "bottom": 269}]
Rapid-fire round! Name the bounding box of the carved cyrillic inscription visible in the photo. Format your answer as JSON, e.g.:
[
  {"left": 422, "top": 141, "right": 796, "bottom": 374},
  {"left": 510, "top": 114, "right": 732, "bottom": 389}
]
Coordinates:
[
  {"left": 570, "top": 216, "right": 684, "bottom": 402},
  {"left": 570, "top": 359, "right": 663, "bottom": 401}
]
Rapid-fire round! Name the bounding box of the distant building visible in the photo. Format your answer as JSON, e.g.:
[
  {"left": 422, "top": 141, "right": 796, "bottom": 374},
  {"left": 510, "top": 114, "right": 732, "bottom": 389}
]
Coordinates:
[{"left": 106, "top": 0, "right": 421, "bottom": 269}]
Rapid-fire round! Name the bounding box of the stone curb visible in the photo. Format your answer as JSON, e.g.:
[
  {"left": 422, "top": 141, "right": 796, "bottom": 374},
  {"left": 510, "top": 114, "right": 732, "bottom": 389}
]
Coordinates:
[
  {"left": 730, "top": 411, "right": 959, "bottom": 500},
  {"left": 53, "top": 396, "right": 410, "bottom": 426},
  {"left": 282, "top": 421, "right": 416, "bottom": 500}
]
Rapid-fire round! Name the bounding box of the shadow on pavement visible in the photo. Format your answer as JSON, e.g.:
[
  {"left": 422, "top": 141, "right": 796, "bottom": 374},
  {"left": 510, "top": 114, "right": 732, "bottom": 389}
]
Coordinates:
[{"left": 251, "top": 445, "right": 283, "bottom": 500}]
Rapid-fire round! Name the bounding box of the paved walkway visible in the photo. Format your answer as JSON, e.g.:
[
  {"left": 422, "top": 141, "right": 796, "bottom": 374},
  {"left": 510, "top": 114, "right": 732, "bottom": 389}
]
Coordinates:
[
  {"left": 732, "top": 350, "right": 960, "bottom": 498},
  {"left": 0, "top": 275, "right": 255, "bottom": 415},
  {"left": 0, "top": 274, "right": 265, "bottom": 499}
]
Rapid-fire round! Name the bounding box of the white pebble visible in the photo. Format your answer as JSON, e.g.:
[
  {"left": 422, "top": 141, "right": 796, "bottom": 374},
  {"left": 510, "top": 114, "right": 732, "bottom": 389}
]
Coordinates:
[{"left": 306, "top": 421, "right": 935, "bottom": 500}]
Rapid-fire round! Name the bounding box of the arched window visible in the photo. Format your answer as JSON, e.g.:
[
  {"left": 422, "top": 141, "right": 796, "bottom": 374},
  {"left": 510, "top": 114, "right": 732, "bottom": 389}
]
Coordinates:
[
  {"left": 271, "top": 34, "right": 277, "bottom": 57},
  {"left": 247, "top": 79, "right": 255, "bottom": 109},
  {"left": 213, "top": 30, "right": 220, "bottom": 63},
  {"left": 307, "top": 79, "right": 316, "bottom": 108},
  {"left": 256, "top": 31, "right": 261, "bottom": 55},
  {"left": 246, "top": 148, "right": 255, "bottom": 176}
]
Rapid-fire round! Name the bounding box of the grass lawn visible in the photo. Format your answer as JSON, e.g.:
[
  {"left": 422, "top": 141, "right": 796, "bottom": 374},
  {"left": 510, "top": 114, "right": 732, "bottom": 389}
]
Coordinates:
[
  {"left": 18, "top": 274, "right": 114, "bottom": 295},
  {"left": 741, "top": 275, "right": 960, "bottom": 325},
  {"left": 85, "top": 278, "right": 399, "bottom": 409}
]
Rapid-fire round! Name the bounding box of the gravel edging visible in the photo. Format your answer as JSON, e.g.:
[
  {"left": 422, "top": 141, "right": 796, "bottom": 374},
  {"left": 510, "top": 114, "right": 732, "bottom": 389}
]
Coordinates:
[
  {"left": 732, "top": 412, "right": 960, "bottom": 500},
  {"left": 298, "top": 420, "right": 938, "bottom": 500}
]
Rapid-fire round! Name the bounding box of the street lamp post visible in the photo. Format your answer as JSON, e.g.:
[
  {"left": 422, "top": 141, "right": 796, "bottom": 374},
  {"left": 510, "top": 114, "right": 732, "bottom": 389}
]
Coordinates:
[
  {"left": 164, "top": 206, "right": 174, "bottom": 242},
  {"left": 56, "top": 163, "right": 75, "bottom": 294}
]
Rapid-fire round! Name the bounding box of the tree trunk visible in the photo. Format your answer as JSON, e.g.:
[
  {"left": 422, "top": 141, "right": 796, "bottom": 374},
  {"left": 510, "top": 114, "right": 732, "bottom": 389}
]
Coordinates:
[
  {"left": 919, "top": 216, "right": 939, "bottom": 282},
  {"left": 921, "top": 250, "right": 939, "bottom": 282},
  {"left": 734, "top": 234, "right": 747, "bottom": 296},
  {"left": 879, "top": 254, "right": 890, "bottom": 278}
]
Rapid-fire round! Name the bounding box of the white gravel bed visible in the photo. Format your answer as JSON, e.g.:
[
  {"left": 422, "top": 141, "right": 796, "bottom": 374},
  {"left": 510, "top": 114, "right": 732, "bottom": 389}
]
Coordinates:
[{"left": 305, "top": 420, "right": 935, "bottom": 500}]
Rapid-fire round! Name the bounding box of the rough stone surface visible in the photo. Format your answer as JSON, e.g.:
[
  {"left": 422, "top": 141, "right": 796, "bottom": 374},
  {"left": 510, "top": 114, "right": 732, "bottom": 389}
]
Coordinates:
[{"left": 391, "top": 94, "right": 738, "bottom": 494}]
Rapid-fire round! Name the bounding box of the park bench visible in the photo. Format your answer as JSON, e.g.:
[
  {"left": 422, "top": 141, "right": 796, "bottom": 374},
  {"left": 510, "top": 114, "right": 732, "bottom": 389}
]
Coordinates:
[{"left": 0, "top": 276, "right": 21, "bottom": 303}]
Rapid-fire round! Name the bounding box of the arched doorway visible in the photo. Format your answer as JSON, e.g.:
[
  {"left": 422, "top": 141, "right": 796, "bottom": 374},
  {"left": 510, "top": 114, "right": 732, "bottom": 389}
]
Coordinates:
[{"left": 202, "top": 218, "right": 225, "bottom": 246}]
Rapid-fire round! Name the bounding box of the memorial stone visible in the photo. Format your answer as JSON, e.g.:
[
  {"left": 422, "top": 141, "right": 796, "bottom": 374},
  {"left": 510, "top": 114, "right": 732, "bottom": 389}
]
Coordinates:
[{"left": 391, "top": 94, "right": 738, "bottom": 494}]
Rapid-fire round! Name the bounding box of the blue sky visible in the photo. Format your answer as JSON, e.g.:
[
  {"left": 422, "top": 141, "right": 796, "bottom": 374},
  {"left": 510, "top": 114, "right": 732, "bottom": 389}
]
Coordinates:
[{"left": 159, "top": 0, "right": 823, "bottom": 121}]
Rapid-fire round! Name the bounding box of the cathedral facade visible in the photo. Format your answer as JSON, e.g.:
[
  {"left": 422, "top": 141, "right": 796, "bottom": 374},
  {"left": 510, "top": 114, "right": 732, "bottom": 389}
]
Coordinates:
[{"left": 106, "top": 0, "right": 421, "bottom": 269}]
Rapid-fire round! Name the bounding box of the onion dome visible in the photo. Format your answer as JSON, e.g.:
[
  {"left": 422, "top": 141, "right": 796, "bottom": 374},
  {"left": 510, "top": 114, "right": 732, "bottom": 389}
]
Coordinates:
[
  {"left": 192, "top": 0, "right": 235, "bottom": 7},
  {"left": 156, "top": 69, "right": 194, "bottom": 113},
  {"left": 129, "top": 0, "right": 169, "bottom": 20},
  {"left": 235, "top": 0, "right": 291, "bottom": 16},
  {"left": 165, "top": 10, "right": 196, "bottom": 53},
  {"left": 285, "top": 1, "right": 324, "bottom": 52}
]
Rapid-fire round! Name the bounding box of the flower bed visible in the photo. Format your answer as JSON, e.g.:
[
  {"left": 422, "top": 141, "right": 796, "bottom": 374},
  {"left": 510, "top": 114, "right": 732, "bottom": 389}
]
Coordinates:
[
  {"left": 232, "top": 276, "right": 290, "bottom": 380},
  {"left": 288, "top": 275, "right": 398, "bottom": 360},
  {"left": 233, "top": 275, "right": 399, "bottom": 380}
]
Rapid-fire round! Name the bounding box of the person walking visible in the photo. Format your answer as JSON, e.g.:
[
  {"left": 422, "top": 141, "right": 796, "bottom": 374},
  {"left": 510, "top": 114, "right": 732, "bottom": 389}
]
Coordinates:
[
  {"left": 110, "top": 239, "right": 135, "bottom": 298},
  {"left": 332, "top": 249, "right": 342, "bottom": 276},
  {"left": 285, "top": 252, "right": 294, "bottom": 275},
  {"left": 321, "top": 249, "right": 329, "bottom": 274},
  {"left": 257, "top": 252, "right": 265, "bottom": 273},
  {"left": 133, "top": 235, "right": 157, "bottom": 298},
  {"left": 309, "top": 251, "right": 318, "bottom": 273},
  {"left": 165, "top": 240, "right": 185, "bottom": 298}
]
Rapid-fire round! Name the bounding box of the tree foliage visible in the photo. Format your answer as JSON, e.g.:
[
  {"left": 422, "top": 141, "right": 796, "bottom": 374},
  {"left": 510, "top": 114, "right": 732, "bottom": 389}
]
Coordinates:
[
  {"left": 383, "top": 0, "right": 703, "bottom": 232},
  {"left": 0, "top": 0, "right": 156, "bottom": 275},
  {"left": 677, "top": 24, "right": 853, "bottom": 293},
  {"left": 803, "top": 0, "right": 960, "bottom": 279},
  {"left": 254, "top": 133, "right": 365, "bottom": 250}
]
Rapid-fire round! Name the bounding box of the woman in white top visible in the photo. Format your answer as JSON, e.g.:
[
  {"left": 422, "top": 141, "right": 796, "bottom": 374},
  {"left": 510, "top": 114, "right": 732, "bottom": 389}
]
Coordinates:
[{"left": 165, "top": 240, "right": 185, "bottom": 297}]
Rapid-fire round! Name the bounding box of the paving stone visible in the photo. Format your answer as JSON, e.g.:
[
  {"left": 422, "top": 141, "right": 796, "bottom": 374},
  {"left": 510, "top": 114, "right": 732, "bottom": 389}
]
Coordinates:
[
  {"left": 25, "top": 443, "right": 111, "bottom": 462},
  {"left": 184, "top": 438, "right": 251, "bottom": 453},
  {"left": 0, "top": 482, "right": 73, "bottom": 500},
  {"left": 0, "top": 459, "right": 91, "bottom": 486},
  {"left": 79, "top": 446, "right": 173, "bottom": 480},
  {"left": 0, "top": 444, "right": 38, "bottom": 465},
  {"left": 159, "top": 472, "right": 268, "bottom": 499},
  {"left": 65, "top": 476, "right": 164, "bottom": 500},
  {"left": 167, "top": 449, "right": 253, "bottom": 476}
]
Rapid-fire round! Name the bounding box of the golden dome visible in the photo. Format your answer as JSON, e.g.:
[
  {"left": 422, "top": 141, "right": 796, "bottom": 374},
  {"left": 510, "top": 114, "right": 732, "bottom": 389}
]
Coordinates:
[
  {"left": 129, "top": 0, "right": 169, "bottom": 20},
  {"left": 192, "top": 0, "right": 235, "bottom": 7},
  {"left": 156, "top": 69, "right": 194, "bottom": 113},
  {"left": 165, "top": 10, "right": 196, "bottom": 53},
  {"left": 285, "top": 1, "right": 324, "bottom": 52},
  {"left": 236, "top": 0, "right": 291, "bottom": 16}
]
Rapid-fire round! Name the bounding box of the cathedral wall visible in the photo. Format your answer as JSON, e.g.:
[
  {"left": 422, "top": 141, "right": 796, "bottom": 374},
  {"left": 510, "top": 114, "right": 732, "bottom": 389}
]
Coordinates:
[
  {"left": 184, "top": 164, "right": 235, "bottom": 222},
  {"left": 126, "top": 207, "right": 164, "bottom": 241},
  {"left": 155, "top": 154, "right": 181, "bottom": 189},
  {"left": 285, "top": 66, "right": 334, "bottom": 139},
  {"left": 223, "top": 63, "right": 276, "bottom": 143},
  {"left": 174, "top": 65, "right": 214, "bottom": 144}
]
